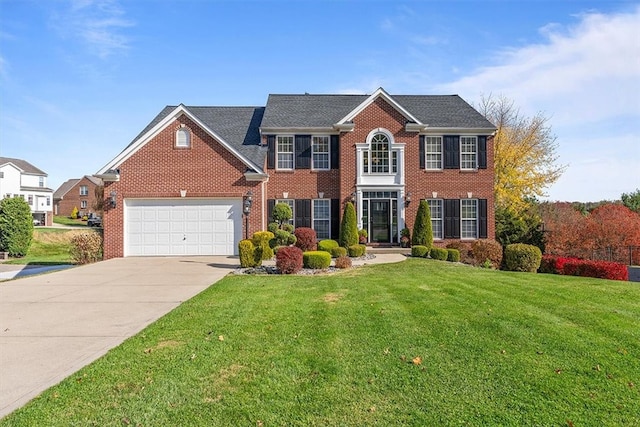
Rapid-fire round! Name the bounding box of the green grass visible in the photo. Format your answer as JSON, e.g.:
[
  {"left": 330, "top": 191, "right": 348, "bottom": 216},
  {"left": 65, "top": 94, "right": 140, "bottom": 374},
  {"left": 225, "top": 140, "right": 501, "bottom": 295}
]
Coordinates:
[
  {"left": 53, "top": 216, "right": 88, "bottom": 227},
  {"left": 2, "top": 259, "right": 639, "bottom": 426},
  {"left": 2, "top": 229, "right": 87, "bottom": 265}
]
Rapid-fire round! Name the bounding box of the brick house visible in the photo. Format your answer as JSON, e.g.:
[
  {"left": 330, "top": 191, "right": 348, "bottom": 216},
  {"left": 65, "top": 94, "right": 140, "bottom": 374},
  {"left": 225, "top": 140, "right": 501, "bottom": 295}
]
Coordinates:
[
  {"left": 96, "top": 88, "right": 496, "bottom": 259},
  {"left": 53, "top": 175, "right": 103, "bottom": 217},
  {"left": 0, "top": 157, "right": 54, "bottom": 226}
]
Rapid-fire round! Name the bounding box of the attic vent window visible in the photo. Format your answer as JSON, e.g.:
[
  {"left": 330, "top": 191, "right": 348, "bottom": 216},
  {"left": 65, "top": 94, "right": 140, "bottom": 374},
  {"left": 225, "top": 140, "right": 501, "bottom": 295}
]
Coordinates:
[{"left": 176, "top": 127, "right": 191, "bottom": 148}]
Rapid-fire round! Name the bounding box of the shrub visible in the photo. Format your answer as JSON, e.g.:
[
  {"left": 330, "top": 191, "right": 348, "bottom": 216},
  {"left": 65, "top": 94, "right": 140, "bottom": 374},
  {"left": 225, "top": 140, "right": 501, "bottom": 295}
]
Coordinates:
[
  {"left": 348, "top": 244, "right": 366, "bottom": 258},
  {"left": 446, "top": 241, "right": 473, "bottom": 264},
  {"left": 411, "top": 245, "right": 429, "bottom": 258},
  {"left": 400, "top": 227, "right": 411, "bottom": 248},
  {"left": 303, "top": 251, "right": 332, "bottom": 269},
  {"left": 275, "top": 246, "right": 303, "bottom": 274},
  {"left": 447, "top": 248, "right": 461, "bottom": 262},
  {"left": 0, "top": 197, "right": 34, "bottom": 257},
  {"left": 412, "top": 200, "right": 433, "bottom": 249},
  {"left": 544, "top": 256, "right": 629, "bottom": 281},
  {"left": 282, "top": 223, "right": 294, "bottom": 233},
  {"left": 238, "top": 239, "right": 261, "bottom": 268},
  {"left": 358, "top": 228, "right": 368, "bottom": 244},
  {"left": 318, "top": 239, "right": 339, "bottom": 253},
  {"left": 430, "top": 247, "right": 448, "bottom": 261},
  {"left": 252, "top": 231, "right": 275, "bottom": 260},
  {"left": 70, "top": 232, "right": 103, "bottom": 264},
  {"left": 340, "top": 202, "right": 359, "bottom": 248},
  {"left": 267, "top": 222, "right": 279, "bottom": 234},
  {"left": 272, "top": 229, "right": 296, "bottom": 247},
  {"left": 471, "top": 239, "right": 503, "bottom": 268},
  {"left": 71, "top": 206, "right": 79, "bottom": 219},
  {"left": 504, "top": 243, "right": 542, "bottom": 272},
  {"left": 294, "top": 227, "right": 317, "bottom": 251},
  {"left": 331, "top": 246, "right": 347, "bottom": 258},
  {"left": 334, "top": 255, "right": 352, "bottom": 269},
  {"left": 272, "top": 203, "right": 293, "bottom": 228}
]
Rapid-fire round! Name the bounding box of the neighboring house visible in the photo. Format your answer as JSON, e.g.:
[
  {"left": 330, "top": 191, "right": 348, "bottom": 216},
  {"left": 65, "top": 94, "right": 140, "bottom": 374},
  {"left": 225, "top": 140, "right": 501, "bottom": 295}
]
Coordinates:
[
  {"left": 0, "top": 157, "right": 54, "bottom": 226},
  {"left": 96, "top": 88, "right": 496, "bottom": 259},
  {"left": 53, "top": 175, "right": 103, "bottom": 217}
]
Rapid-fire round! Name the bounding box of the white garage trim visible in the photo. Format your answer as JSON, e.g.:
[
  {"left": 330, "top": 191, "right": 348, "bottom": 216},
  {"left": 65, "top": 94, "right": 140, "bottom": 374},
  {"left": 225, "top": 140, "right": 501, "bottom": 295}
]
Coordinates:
[{"left": 124, "top": 198, "right": 242, "bottom": 256}]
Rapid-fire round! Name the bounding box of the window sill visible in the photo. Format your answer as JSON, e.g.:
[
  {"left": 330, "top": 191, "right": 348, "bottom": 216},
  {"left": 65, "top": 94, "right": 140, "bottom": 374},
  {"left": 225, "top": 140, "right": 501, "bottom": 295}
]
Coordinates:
[{"left": 459, "top": 169, "right": 478, "bottom": 173}]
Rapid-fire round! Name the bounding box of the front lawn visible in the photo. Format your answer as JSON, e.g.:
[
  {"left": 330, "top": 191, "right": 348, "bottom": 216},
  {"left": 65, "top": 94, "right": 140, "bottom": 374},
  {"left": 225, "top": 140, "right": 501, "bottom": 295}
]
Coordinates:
[
  {"left": 2, "top": 259, "right": 639, "bottom": 426},
  {"left": 53, "top": 215, "right": 87, "bottom": 227}
]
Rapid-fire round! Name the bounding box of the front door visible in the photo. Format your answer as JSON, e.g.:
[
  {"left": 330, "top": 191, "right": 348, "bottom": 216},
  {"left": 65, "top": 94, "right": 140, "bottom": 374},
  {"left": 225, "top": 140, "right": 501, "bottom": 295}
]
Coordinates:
[{"left": 370, "top": 200, "right": 390, "bottom": 243}]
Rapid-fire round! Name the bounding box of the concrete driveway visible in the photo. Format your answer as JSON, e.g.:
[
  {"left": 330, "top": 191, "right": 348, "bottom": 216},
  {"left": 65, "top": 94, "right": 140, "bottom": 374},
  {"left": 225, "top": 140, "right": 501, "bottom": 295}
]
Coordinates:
[{"left": 0, "top": 256, "right": 237, "bottom": 418}]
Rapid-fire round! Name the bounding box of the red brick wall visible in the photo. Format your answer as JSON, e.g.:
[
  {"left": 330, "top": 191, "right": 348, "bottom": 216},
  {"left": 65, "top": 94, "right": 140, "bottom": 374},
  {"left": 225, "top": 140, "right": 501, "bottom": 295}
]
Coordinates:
[
  {"left": 56, "top": 177, "right": 101, "bottom": 217},
  {"left": 103, "top": 115, "right": 261, "bottom": 259}
]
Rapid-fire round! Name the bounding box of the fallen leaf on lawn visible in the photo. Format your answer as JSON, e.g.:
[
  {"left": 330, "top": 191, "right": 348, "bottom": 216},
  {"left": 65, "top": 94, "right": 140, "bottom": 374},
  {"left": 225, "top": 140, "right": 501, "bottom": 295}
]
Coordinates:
[
  {"left": 566, "top": 420, "right": 574, "bottom": 427},
  {"left": 144, "top": 348, "right": 152, "bottom": 354},
  {"left": 190, "top": 353, "right": 196, "bottom": 360},
  {"left": 218, "top": 335, "right": 224, "bottom": 341},
  {"left": 400, "top": 355, "right": 406, "bottom": 362},
  {"left": 368, "top": 406, "right": 376, "bottom": 413},
  {"left": 500, "top": 349, "right": 506, "bottom": 354},
  {"left": 629, "top": 382, "right": 635, "bottom": 388},
  {"left": 555, "top": 369, "right": 562, "bottom": 374},
  {"left": 593, "top": 365, "right": 601, "bottom": 371},
  {"left": 383, "top": 348, "right": 390, "bottom": 355},
  {"left": 256, "top": 421, "right": 264, "bottom": 427},
  {"left": 412, "top": 356, "right": 422, "bottom": 365}
]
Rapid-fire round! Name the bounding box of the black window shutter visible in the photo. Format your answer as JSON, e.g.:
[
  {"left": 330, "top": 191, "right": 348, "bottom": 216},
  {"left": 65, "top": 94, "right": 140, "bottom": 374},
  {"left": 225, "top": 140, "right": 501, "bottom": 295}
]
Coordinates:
[
  {"left": 478, "top": 199, "right": 488, "bottom": 238},
  {"left": 267, "top": 136, "right": 275, "bottom": 169},
  {"left": 478, "top": 136, "right": 487, "bottom": 169},
  {"left": 444, "top": 199, "right": 460, "bottom": 239},
  {"left": 295, "top": 199, "right": 311, "bottom": 228},
  {"left": 330, "top": 135, "right": 340, "bottom": 169},
  {"left": 267, "top": 199, "right": 275, "bottom": 223},
  {"left": 419, "top": 135, "right": 425, "bottom": 169},
  {"left": 444, "top": 136, "right": 460, "bottom": 169},
  {"left": 331, "top": 199, "right": 340, "bottom": 239},
  {"left": 295, "top": 135, "right": 311, "bottom": 169}
]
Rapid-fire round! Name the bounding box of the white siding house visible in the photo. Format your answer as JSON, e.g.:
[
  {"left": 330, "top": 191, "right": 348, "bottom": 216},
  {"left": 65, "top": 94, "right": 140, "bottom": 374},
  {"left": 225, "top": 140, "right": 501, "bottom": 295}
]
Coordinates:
[{"left": 0, "top": 157, "right": 54, "bottom": 226}]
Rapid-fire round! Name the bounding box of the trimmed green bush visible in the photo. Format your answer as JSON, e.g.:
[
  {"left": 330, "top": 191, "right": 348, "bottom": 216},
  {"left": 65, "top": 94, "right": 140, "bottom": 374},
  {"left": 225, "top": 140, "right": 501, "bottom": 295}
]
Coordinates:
[
  {"left": 411, "top": 245, "right": 429, "bottom": 258},
  {"left": 252, "top": 231, "right": 275, "bottom": 260},
  {"left": 348, "top": 244, "right": 366, "bottom": 258},
  {"left": 447, "top": 248, "right": 461, "bottom": 262},
  {"left": 318, "top": 239, "right": 339, "bottom": 253},
  {"left": 430, "top": 247, "right": 448, "bottom": 261},
  {"left": 267, "top": 222, "right": 279, "bottom": 234},
  {"left": 0, "top": 197, "right": 34, "bottom": 257},
  {"left": 331, "top": 246, "right": 347, "bottom": 258},
  {"left": 70, "top": 232, "right": 103, "bottom": 264},
  {"left": 504, "top": 243, "right": 542, "bottom": 272},
  {"left": 272, "top": 203, "right": 293, "bottom": 228},
  {"left": 239, "top": 239, "right": 261, "bottom": 268},
  {"left": 303, "top": 251, "right": 331, "bottom": 269},
  {"left": 471, "top": 239, "right": 503, "bottom": 268},
  {"left": 340, "top": 202, "right": 359, "bottom": 248},
  {"left": 412, "top": 200, "right": 433, "bottom": 249},
  {"left": 272, "top": 229, "right": 296, "bottom": 247},
  {"left": 334, "top": 255, "right": 352, "bottom": 269}
]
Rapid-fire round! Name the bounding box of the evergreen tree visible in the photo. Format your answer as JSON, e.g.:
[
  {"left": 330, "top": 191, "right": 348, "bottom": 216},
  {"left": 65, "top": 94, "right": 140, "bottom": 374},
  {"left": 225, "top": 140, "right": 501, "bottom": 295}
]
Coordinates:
[
  {"left": 412, "top": 199, "right": 433, "bottom": 249},
  {"left": 339, "top": 202, "right": 359, "bottom": 247},
  {"left": 0, "top": 197, "right": 34, "bottom": 257}
]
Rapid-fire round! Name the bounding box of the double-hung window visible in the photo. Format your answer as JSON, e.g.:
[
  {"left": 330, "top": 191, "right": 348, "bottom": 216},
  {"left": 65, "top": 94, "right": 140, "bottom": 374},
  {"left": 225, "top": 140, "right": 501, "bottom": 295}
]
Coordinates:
[
  {"left": 461, "top": 199, "right": 478, "bottom": 239},
  {"left": 277, "top": 136, "right": 294, "bottom": 169},
  {"left": 81, "top": 200, "right": 88, "bottom": 209},
  {"left": 312, "top": 136, "right": 330, "bottom": 170},
  {"left": 460, "top": 136, "right": 477, "bottom": 170},
  {"left": 80, "top": 185, "right": 88, "bottom": 196},
  {"left": 428, "top": 199, "right": 443, "bottom": 239},
  {"left": 39, "top": 177, "right": 44, "bottom": 187},
  {"left": 425, "top": 136, "right": 443, "bottom": 169},
  {"left": 313, "top": 199, "right": 330, "bottom": 239}
]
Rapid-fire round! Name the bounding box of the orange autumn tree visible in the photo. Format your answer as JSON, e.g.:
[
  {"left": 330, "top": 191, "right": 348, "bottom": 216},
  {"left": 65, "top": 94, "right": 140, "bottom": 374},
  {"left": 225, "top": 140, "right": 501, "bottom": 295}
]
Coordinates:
[{"left": 582, "top": 204, "right": 640, "bottom": 264}]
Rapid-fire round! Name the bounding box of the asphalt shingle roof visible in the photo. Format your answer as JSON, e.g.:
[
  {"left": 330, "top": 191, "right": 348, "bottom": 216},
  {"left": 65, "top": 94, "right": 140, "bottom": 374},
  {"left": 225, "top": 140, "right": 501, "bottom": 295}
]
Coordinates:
[
  {"left": 0, "top": 157, "right": 47, "bottom": 175},
  {"left": 53, "top": 178, "right": 81, "bottom": 199}
]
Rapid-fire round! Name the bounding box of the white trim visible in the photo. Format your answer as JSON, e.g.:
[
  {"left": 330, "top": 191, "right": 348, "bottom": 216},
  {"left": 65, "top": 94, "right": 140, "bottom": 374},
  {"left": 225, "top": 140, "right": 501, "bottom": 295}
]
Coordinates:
[
  {"left": 422, "top": 127, "right": 495, "bottom": 134},
  {"left": 97, "top": 104, "right": 264, "bottom": 175},
  {"left": 335, "top": 87, "right": 423, "bottom": 126}
]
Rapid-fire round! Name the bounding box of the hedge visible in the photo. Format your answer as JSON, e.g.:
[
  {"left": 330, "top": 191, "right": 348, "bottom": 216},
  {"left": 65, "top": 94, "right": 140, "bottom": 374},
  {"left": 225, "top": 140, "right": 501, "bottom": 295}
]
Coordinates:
[
  {"left": 331, "top": 246, "right": 347, "bottom": 258},
  {"left": 411, "top": 245, "right": 429, "bottom": 258},
  {"left": 348, "top": 244, "right": 366, "bottom": 258},
  {"left": 239, "top": 239, "right": 261, "bottom": 268},
  {"left": 318, "top": 239, "right": 339, "bottom": 253},
  {"left": 504, "top": 243, "right": 542, "bottom": 272},
  {"left": 303, "top": 251, "right": 332, "bottom": 269},
  {"left": 447, "top": 248, "right": 461, "bottom": 262},
  {"left": 471, "top": 239, "right": 503, "bottom": 268},
  {"left": 430, "top": 247, "right": 448, "bottom": 261},
  {"left": 252, "top": 231, "right": 275, "bottom": 260},
  {"left": 539, "top": 255, "right": 628, "bottom": 281}
]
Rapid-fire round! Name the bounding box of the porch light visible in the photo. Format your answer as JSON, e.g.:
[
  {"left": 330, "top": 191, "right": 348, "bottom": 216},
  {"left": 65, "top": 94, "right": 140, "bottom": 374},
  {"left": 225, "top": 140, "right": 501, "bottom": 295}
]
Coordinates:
[
  {"left": 404, "top": 192, "right": 412, "bottom": 206},
  {"left": 350, "top": 192, "right": 356, "bottom": 202},
  {"left": 318, "top": 192, "right": 324, "bottom": 199},
  {"left": 109, "top": 191, "right": 117, "bottom": 208},
  {"left": 243, "top": 191, "right": 253, "bottom": 239},
  {"left": 467, "top": 192, "right": 473, "bottom": 199},
  {"left": 180, "top": 189, "right": 187, "bottom": 198},
  {"left": 432, "top": 191, "right": 438, "bottom": 199}
]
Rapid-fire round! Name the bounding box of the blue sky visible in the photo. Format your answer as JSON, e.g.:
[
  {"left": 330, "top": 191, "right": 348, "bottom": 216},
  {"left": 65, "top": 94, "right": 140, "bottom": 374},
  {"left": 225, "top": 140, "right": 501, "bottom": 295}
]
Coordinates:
[{"left": 1, "top": 0, "right": 638, "bottom": 202}]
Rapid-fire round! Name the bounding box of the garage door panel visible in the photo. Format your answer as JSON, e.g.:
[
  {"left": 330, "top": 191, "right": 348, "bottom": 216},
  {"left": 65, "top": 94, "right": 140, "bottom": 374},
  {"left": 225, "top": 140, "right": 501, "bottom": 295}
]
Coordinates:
[{"left": 125, "top": 198, "right": 241, "bottom": 256}]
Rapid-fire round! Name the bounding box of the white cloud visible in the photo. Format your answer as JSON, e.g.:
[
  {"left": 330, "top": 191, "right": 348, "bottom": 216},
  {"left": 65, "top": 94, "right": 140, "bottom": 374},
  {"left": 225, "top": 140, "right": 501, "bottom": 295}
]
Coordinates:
[{"left": 53, "top": 0, "right": 134, "bottom": 59}]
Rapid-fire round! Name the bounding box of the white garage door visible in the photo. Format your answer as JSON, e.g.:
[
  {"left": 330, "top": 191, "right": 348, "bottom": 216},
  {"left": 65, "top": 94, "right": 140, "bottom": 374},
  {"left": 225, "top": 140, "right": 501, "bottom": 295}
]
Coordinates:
[{"left": 125, "top": 198, "right": 242, "bottom": 256}]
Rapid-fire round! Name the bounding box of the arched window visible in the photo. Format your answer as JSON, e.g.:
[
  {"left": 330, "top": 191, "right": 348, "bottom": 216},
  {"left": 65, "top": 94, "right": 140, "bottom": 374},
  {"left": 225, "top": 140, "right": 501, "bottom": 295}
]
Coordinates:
[
  {"left": 176, "top": 127, "right": 191, "bottom": 148},
  {"left": 369, "top": 133, "right": 390, "bottom": 173}
]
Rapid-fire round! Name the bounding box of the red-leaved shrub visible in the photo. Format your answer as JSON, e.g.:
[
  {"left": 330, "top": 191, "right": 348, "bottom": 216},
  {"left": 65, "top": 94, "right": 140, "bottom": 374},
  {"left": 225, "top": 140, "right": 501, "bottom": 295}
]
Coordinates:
[
  {"left": 294, "top": 227, "right": 317, "bottom": 251},
  {"left": 275, "top": 246, "right": 303, "bottom": 274},
  {"left": 539, "top": 255, "right": 628, "bottom": 281}
]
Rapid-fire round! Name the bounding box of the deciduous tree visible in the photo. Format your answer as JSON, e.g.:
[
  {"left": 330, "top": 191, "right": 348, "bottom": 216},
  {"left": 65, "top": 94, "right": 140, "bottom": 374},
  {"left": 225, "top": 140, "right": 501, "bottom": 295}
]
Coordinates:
[
  {"left": 478, "top": 95, "right": 566, "bottom": 214},
  {"left": 621, "top": 189, "right": 640, "bottom": 213}
]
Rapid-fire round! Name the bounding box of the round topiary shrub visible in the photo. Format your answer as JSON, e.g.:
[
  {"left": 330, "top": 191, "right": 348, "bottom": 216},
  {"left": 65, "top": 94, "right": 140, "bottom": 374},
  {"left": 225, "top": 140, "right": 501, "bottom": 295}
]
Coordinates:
[
  {"left": 294, "top": 227, "right": 317, "bottom": 251},
  {"left": 447, "top": 248, "right": 461, "bottom": 262},
  {"left": 272, "top": 229, "right": 296, "bottom": 247},
  {"left": 331, "top": 246, "right": 347, "bottom": 258},
  {"left": 276, "top": 246, "right": 303, "bottom": 274},
  {"left": 334, "top": 255, "right": 352, "bottom": 269},
  {"left": 0, "top": 197, "right": 34, "bottom": 257},
  {"left": 471, "top": 239, "right": 503, "bottom": 268},
  {"left": 318, "top": 239, "right": 339, "bottom": 253},
  {"left": 239, "top": 239, "right": 261, "bottom": 268},
  {"left": 252, "top": 231, "right": 275, "bottom": 260},
  {"left": 430, "top": 247, "right": 448, "bottom": 261},
  {"left": 411, "top": 245, "right": 429, "bottom": 258},
  {"left": 504, "top": 243, "right": 542, "bottom": 272},
  {"left": 348, "top": 244, "right": 366, "bottom": 258},
  {"left": 303, "top": 250, "right": 331, "bottom": 269}
]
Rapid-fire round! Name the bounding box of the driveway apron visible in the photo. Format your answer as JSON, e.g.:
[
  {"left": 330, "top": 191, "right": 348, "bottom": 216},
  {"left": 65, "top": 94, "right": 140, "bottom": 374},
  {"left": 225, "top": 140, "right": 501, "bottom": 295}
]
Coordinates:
[{"left": 0, "top": 256, "right": 236, "bottom": 418}]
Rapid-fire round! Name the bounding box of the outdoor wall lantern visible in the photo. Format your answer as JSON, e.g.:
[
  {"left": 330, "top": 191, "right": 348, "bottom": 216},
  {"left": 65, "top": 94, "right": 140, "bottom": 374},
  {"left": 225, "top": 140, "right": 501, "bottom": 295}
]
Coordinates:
[
  {"left": 109, "top": 191, "right": 117, "bottom": 208},
  {"left": 404, "top": 192, "right": 412, "bottom": 206},
  {"left": 318, "top": 191, "right": 324, "bottom": 199},
  {"left": 243, "top": 190, "right": 253, "bottom": 239},
  {"left": 350, "top": 191, "right": 357, "bottom": 202}
]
